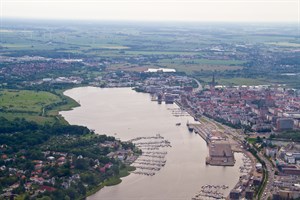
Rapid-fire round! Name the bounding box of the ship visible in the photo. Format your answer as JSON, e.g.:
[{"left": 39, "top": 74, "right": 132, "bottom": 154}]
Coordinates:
[{"left": 186, "top": 122, "right": 194, "bottom": 132}]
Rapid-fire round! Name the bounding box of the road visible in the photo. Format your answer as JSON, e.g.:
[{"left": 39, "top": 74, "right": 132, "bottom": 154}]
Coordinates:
[
  {"left": 257, "top": 152, "right": 275, "bottom": 200},
  {"left": 203, "top": 116, "right": 275, "bottom": 199},
  {"left": 192, "top": 78, "right": 203, "bottom": 93}
]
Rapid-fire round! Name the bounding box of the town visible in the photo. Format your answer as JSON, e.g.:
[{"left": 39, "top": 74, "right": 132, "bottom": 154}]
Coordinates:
[
  {"left": 98, "top": 69, "right": 300, "bottom": 200},
  {"left": 1, "top": 21, "right": 299, "bottom": 200},
  {"left": 0, "top": 122, "right": 140, "bottom": 200}
]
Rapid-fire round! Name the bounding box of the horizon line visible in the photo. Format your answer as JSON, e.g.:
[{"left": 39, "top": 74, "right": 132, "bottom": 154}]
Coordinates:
[{"left": 2, "top": 17, "right": 299, "bottom": 24}]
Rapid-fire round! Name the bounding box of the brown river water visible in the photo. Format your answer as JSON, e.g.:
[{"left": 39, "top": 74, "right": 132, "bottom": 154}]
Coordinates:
[{"left": 60, "top": 87, "right": 244, "bottom": 200}]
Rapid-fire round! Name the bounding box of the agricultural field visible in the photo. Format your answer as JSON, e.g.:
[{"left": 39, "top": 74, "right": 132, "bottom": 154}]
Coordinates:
[
  {"left": 1, "top": 20, "right": 299, "bottom": 88},
  {"left": 267, "top": 42, "right": 300, "bottom": 47},
  {"left": 216, "top": 78, "right": 269, "bottom": 86}
]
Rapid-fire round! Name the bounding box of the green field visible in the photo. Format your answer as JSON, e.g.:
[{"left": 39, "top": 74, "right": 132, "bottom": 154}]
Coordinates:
[
  {"left": 217, "top": 78, "right": 269, "bottom": 86},
  {"left": 156, "top": 58, "right": 245, "bottom": 74},
  {"left": 267, "top": 42, "right": 300, "bottom": 47},
  {"left": 1, "top": 21, "right": 299, "bottom": 89},
  {"left": 0, "top": 90, "right": 60, "bottom": 113},
  {"left": 0, "top": 90, "right": 79, "bottom": 124},
  {"left": 159, "top": 58, "right": 245, "bottom": 66}
]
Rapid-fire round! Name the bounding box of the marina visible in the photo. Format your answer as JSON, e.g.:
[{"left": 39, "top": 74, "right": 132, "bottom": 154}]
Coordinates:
[
  {"left": 60, "top": 87, "right": 245, "bottom": 200},
  {"left": 130, "top": 135, "right": 171, "bottom": 176},
  {"left": 191, "top": 184, "right": 229, "bottom": 200}
]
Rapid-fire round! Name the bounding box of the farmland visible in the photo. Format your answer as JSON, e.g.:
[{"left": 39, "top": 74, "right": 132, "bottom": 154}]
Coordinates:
[{"left": 1, "top": 20, "right": 299, "bottom": 88}]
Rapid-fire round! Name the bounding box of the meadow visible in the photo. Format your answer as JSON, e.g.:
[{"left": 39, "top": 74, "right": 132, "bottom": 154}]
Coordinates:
[{"left": 0, "top": 90, "right": 79, "bottom": 124}]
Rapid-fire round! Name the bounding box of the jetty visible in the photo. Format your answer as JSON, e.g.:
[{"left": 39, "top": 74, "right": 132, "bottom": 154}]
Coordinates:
[
  {"left": 206, "top": 142, "right": 235, "bottom": 166},
  {"left": 129, "top": 135, "right": 171, "bottom": 176},
  {"left": 187, "top": 122, "right": 235, "bottom": 166},
  {"left": 191, "top": 184, "right": 229, "bottom": 200}
]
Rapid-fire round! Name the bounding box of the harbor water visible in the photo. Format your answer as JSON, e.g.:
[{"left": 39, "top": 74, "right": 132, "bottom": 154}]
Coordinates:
[{"left": 60, "top": 87, "right": 244, "bottom": 200}]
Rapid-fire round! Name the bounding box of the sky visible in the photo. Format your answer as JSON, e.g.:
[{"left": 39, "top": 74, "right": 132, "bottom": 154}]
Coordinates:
[{"left": 1, "top": 0, "right": 300, "bottom": 22}]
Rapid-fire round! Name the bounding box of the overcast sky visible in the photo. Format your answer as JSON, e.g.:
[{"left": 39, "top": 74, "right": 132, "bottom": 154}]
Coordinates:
[{"left": 1, "top": 0, "right": 299, "bottom": 22}]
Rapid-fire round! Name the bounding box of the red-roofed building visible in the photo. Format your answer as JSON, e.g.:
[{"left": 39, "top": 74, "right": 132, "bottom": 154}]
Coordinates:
[{"left": 39, "top": 185, "right": 56, "bottom": 192}]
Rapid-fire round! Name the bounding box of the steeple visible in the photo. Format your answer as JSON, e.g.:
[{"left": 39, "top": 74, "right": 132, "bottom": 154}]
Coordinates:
[
  {"left": 210, "top": 73, "right": 216, "bottom": 94},
  {"left": 212, "top": 74, "right": 215, "bottom": 87}
]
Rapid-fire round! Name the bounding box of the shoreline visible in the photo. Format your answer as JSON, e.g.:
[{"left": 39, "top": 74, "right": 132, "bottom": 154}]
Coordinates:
[
  {"left": 58, "top": 88, "right": 140, "bottom": 199},
  {"left": 61, "top": 86, "right": 251, "bottom": 199},
  {"left": 84, "top": 165, "right": 136, "bottom": 199},
  {"left": 174, "top": 98, "right": 255, "bottom": 198}
]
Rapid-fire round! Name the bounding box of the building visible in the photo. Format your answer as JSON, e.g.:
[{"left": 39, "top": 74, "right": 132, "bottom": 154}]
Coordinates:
[
  {"left": 282, "top": 168, "right": 300, "bottom": 175},
  {"left": 229, "top": 189, "right": 241, "bottom": 200},
  {"left": 245, "top": 190, "right": 254, "bottom": 200},
  {"left": 284, "top": 152, "right": 300, "bottom": 164},
  {"left": 266, "top": 148, "right": 277, "bottom": 158},
  {"left": 276, "top": 118, "right": 294, "bottom": 131},
  {"left": 273, "top": 190, "right": 300, "bottom": 200},
  {"left": 253, "top": 176, "right": 262, "bottom": 186},
  {"left": 165, "top": 93, "right": 175, "bottom": 104},
  {"left": 207, "top": 142, "right": 235, "bottom": 166},
  {"left": 255, "top": 163, "right": 263, "bottom": 172},
  {"left": 183, "top": 86, "right": 193, "bottom": 93}
]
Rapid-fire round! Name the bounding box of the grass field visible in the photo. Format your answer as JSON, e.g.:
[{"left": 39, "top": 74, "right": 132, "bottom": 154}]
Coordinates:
[
  {"left": 267, "top": 42, "right": 300, "bottom": 47},
  {"left": 155, "top": 58, "right": 245, "bottom": 74},
  {"left": 0, "top": 112, "right": 57, "bottom": 124},
  {"left": 0, "top": 89, "right": 79, "bottom": 124},
  {"left": 217, "top": 78, "right": 269, "bottom": 86},
  {"left": 174, "top": 65, "right": 243, "bottom": 74},
  {"left": 0, "top": 90, "right": 61, "bottom": 113},
  {"left": 196, "top": 77, "right": 271, "bottom": 87},
  {"left": 159, "top": 58, "right": 245, "bottom": 66}
]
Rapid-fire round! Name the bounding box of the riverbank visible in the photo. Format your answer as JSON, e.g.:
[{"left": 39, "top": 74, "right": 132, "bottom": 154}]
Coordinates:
[
  {"left": 60, "top": 87, "right": 245, "bottom": 200},
  {"left": 175, "top": 98, "right": 256, "bottom": 198},
  {"left": 0, "top": 117, "right": 142, "bottom": 200},
  {"left": 0, "top": 89, "right": 80, "bottom": 125},
  {"left": 85, "top": 165, "right": 136, "bottom": 198}
]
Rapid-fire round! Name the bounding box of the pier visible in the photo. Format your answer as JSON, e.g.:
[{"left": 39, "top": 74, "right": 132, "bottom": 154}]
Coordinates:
[
  {"left": 206, "top": 142, "right": 235, "bottom": 166},
  {"left": 129, "top": 135, "right": 171, "bottom": 176},
  {"left": 187, "top": 122, "right": 235, "bottom": 166},
  {"left": 191, "top": 184, "right": 229, "bottom": 200}
]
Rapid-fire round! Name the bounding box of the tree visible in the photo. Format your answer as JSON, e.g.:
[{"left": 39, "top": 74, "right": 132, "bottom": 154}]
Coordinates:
[
  {"left": 256, "top": 136, "right": 262, "bottom": 143},
  {"left": 37, "top": 196, "right": 52, "bottom": 200},
  {"left": 77, "top": 182, "right": 86, "bottom": 195},
  {"left": 74, "top": 159, "right": 88, "bottom": 170},
  {"left": 66, "top": 188, "right": 77, "bottom": 199}
]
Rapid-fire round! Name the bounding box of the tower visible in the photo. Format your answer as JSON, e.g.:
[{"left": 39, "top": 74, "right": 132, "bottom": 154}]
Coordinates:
[{"left": 210, "top": 73, "right": 215, "bottom": 94}]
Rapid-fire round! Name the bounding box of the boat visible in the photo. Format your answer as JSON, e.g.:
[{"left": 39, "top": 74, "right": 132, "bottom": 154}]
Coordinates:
[
  {"left": 151, "top": 95, "right": 157, "bottom": 101},
  {"left": 188, "top": 125, "right": 194, "bottom": 132},
  {"left": 176, "top": 123, "right": 181, "bottom": 126}
]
